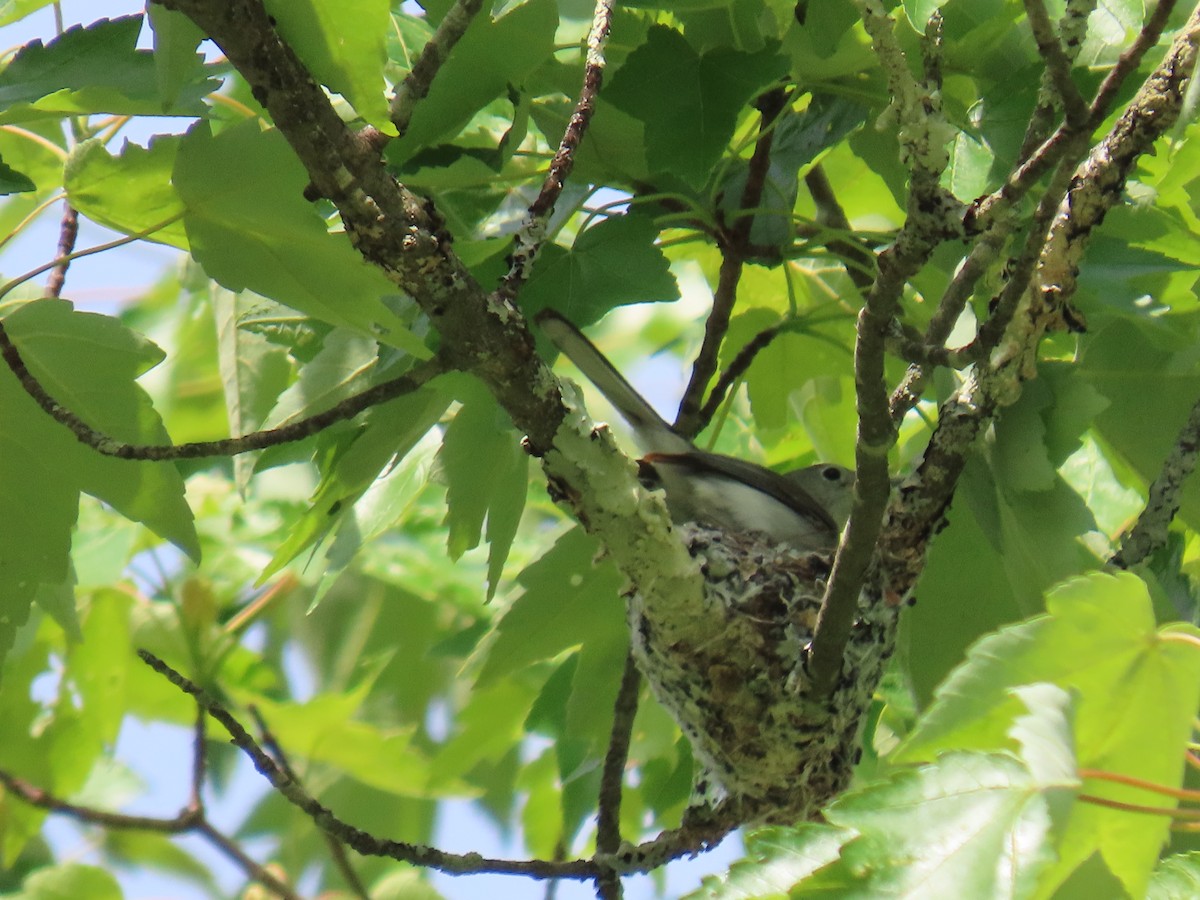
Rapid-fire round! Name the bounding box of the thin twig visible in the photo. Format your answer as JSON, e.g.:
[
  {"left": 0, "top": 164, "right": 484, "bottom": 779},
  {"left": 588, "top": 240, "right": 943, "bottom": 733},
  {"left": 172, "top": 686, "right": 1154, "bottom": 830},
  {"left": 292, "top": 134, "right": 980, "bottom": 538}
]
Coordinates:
[
  {"left": 137, "top": 650, "right": 722, "bottom": 881},
  {"left": 803, "top": 165, "right": 876, "bottom": 291},
  {"left": 675, "top": 89, "right": 790, "bottom": 438},
  {"left": 1089, "top": 0, "right": 1182, "bottom": 126},
  {"left": 806, "top": 0, "right": 962, "bottom": 697},
  {"left": 596, "top": 651, "right": 640, "bottom": 847},
  {"left": 0, "top": 312, "right": 444, "bottom": 458},
  {"left": 43, "top": 203, "right": 78, "bottom": 298},
  {"left": 497, "top": 0, "right": 617, "bottom": 301},
  {"left": 0, "top": 744, "right": 299, "bottom": 899},
  {"left": 250, "top": 706, "right": 371, "bottom": 900},
  {"left": 390, "top": 0, "right": 488, "bottom": 140},
  {"left": 189, "top": 705, "right": 207, "bottom": 813},
  {"left": 1023, "top": 0, "right": 1089, "bottom": 126}
]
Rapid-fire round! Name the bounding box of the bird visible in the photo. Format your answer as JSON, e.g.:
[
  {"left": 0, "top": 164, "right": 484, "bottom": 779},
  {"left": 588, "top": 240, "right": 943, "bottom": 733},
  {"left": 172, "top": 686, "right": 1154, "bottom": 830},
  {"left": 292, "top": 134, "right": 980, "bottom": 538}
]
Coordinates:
[{"left": 536, "top": 310, "right": 854, "bottom": 551}]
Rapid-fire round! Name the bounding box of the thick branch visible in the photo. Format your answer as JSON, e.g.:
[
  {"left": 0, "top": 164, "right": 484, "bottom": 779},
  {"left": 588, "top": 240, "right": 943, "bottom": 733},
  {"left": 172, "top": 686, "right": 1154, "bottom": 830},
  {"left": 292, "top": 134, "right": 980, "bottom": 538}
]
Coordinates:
[
  {"left": 152, "top": 0, "right": 565, "bottom": 453},
  {"left": 880, "top": 5, "right": 1200, "bottom": 595},
  {"left": 807, "top": 1, "right": 962, "bottom": 696}
]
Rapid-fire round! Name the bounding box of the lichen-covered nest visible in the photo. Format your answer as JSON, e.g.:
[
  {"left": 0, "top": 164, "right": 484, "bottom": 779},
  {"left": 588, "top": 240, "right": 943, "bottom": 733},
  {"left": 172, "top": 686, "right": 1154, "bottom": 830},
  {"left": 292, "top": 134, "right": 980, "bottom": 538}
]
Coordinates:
[{"left": 627, "top": 524, "right": 898, "bottom": 825}]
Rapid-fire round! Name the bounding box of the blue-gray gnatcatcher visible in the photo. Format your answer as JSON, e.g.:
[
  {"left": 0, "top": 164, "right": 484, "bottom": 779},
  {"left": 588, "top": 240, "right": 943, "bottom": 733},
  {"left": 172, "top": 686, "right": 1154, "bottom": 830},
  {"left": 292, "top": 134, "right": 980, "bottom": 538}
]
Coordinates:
[{"left": 536, "top": 310, "right": 854, "bottom": 551}]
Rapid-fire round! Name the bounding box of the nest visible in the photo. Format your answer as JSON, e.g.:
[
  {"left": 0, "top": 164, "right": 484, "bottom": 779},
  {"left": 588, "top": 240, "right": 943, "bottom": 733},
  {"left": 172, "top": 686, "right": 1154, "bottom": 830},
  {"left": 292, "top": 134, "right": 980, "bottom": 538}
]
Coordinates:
[{"left": 627, "top": 524, "right": 898, "bottom": 825}]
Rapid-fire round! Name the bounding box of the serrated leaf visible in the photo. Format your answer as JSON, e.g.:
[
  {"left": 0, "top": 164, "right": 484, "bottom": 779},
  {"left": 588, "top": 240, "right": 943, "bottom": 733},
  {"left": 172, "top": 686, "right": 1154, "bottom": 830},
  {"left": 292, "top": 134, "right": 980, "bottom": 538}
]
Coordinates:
[
  {"left": 438, "top": 382, "right": 523, "bottom": 560},
  {"left": 174, "top": 120, "right": 430, "bottom": 356},
  {"left": 793, "top": 751, "right": 1066, "bottom": 897},
  {"left": 212, "top": 288, "right": 293, "bottom": 489},
  {"left": 520, "top": 213, "right": 678, "bottom": 323},
  {"left": 0, "top": 16, "right": 211, "bottom": 124},
  {"left": 1150, "top": 852, "right": 1200, "bottom": 899},
  {"left": 605, "top": 26, "right": 786, "bottom": 187},
  {"left": 685, "top": 825, "right": 847, "bottom": 899},
  {"left": 895, "top": 571, "right": 1200, "bottom": 898},
  {"left": 64, "top": 137, "right": 188, "bottom": 249},
  {"left": 0, "top": 300, "right": 197, "bottom": 668},
  {"left": 0, "top": 152, "right": 35, "bottom": 194},
  {"left": 264, "top": 0, "right": 395, "bottom": 134},
  {"left": 260, "top": 381, "right": 449, "bottom": 583},
  {"left": 472, "top": 528, "right": 625, "bottom": 686},
  {"left": 484, "top": 448, "right": 528, "bottom": 600},
  {"left": 146, "top": 5, "right": 207, "bottom": 109},
  {"left": 388, "top": 0, "right": 557, "bottom": 161}
]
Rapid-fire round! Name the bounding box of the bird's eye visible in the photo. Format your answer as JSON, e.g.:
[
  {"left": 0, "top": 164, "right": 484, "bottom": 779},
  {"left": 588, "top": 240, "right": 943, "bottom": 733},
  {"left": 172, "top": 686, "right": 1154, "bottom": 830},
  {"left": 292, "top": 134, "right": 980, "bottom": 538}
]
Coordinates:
[{"left": 822, "top": 466, "right": 843, "bottom": 482}]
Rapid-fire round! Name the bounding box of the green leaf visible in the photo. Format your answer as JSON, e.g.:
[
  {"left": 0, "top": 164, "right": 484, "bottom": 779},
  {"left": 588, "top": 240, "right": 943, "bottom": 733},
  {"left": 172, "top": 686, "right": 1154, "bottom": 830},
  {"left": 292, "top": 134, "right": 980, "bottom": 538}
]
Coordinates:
[
  {"left": 473, "top": 528, "right": 625, "bottom": 686},
  {"left": 231, "top": 688, "right": 449, "bottom": 797},
  {"left": 174, "top": 121, "right": 430, "bottom": 356},
  {"left": 6, "top": 863, "right": 122, "bottom": 900},
  {"left": 101, "top": 831, "right": 219, "bottom": 896},
  {"left": 895, "top": 571, "right": 1200, "bottom": 898},
  {"left": 212, "top": 289, "right": 294, "bottom": 488},
  {"left": 263, "top": 0, "right": 395, "bottom": 134},
  {"left": 64, "top": 137, "right": 189, "bottom": 249},
  {"left": 389, "top": 0, "right": 558, "bottom": 161},
  {"left": 430, "top": 678, "right": 543, "bottom": 786},
  {"left": 1150, "top": 853, "right": 1200, "bottom": 899},
  {"left": 519, "top": 213, "right": 678, "bottom": 323},
  {"left": 484, "top": 447, "right": 528, "bottom": 601},
  {"left": 528, "top": 94, "right": 651, "bottom": 185},
  {"left": 146, "top": 5, "right": 207, "bottom": 109},
  {"left": 260, "top": 382, "right": 449, "bottom": 582},
  {"left": 438, "top": 381, "right": 523, "bottom": 560},
  {"left": 716, "top": 96, "right": 867, "bottom": 254},
  {"left": 903, "top": 0, "right": 945, "bottom": 30},
  {"left": 685, "top": 825, "right": 848, "bottom": 899},
  {"left": 604, "top": 26, "right": 786, "bottom": 187},
  {"left": 0, "top": 153, "right": 35, "bottom": 194},
  {"left": 0, "top": 300, "right": 197, "bottom": 666},
  {"left": 0, "top": 0, "right": 54, "bottom": 27},
  {"left": 0, "top": 16, "right": 209, "bottom": 124},
  {"left": 1079, "top": 318, "right": 1200, "bottom": 530},
  {"left": 795, "top": 751, "right": 1068, "bottom": 896}
]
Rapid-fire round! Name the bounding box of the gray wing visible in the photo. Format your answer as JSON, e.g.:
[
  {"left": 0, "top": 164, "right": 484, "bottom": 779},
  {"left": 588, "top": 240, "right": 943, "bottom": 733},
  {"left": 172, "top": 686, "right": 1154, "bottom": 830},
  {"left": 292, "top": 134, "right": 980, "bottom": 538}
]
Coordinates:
[
  {"left": 646, "top": 451, "right": 839, "bottom": 536},
  {"left": 536, "top": 310, "right": 690, "bottom": 455}
]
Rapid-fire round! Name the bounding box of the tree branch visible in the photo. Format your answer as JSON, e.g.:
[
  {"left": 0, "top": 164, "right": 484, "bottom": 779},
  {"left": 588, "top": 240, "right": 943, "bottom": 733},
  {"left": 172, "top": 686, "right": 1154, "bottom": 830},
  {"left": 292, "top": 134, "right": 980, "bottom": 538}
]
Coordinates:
[
  {"left": 42, "top": 203, "right": 78, "bottom": 299},
  {"left": 249, "top": 705, "right": 371, "bottom": 900},
  {"left": 0, "top": 311, "right": 445, "bottom": 458},
  {"left": 1023, "top": 0, "right": 1089, "bottom": 127},
  {"left": 880, "top": 5, "right": 1200, "bottom": 597},
  {"left": 1113, "top": 393, "right": 1200, "bottom": 568},
  {"left": 596, "top": 651, "right": 640, "bottom": 860},
  {"left": 0, "top": 717, "right": 300, "bottom": 900},
  {"left": 497, "top": 0, "right": 617, "bottom": 301},
  {"left": 675, "top": 88, "right": 790, "bottom": 438},
  {"left": 807, "top": 1, "right": 962, "bottom": 697},
  {"left": 137, "top": 650, "right": 723, "bottom": 882},
  {"left": 390, "top": 0, "right": 488, "bottom": 140}
]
